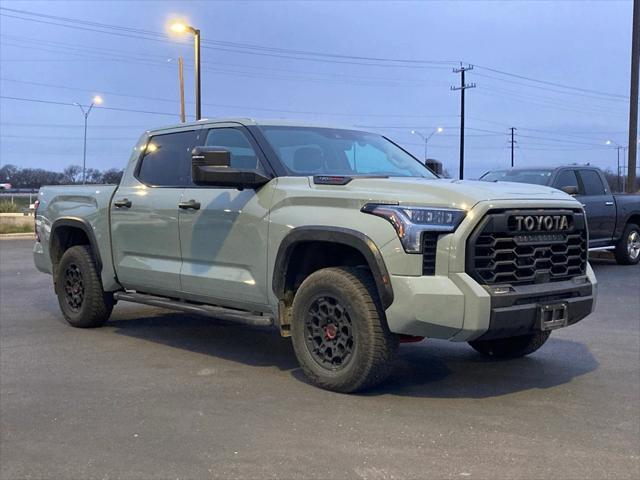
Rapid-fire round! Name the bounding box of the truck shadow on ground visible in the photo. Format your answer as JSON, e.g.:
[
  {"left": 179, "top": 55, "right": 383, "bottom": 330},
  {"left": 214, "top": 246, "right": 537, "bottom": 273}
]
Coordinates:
[
  {"left": 360, "top": 337, "right": 598, "bottom": 398},
  {"left": 110, "top": 306, "right": 598, "bottom": 399}
]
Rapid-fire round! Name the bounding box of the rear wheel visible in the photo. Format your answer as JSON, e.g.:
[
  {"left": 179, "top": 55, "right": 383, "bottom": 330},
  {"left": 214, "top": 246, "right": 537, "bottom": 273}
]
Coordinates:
[
  {"left": 468, "top": 331, "right": 551, "bottom": 359},
  {"left": 55, "top": 245, "right": 114, "bottom": 328},
  {"left": 290, "top": 267, "right": 398, "bottom": 393},
  {"left": 614, "top": 223, "right": 640, "bottom": 265}
]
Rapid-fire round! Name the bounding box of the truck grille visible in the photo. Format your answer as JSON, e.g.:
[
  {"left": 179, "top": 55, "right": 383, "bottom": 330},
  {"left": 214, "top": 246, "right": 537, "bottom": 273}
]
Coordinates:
[{"left": 467, "top": 209, "right": 588, "bottom": 285}]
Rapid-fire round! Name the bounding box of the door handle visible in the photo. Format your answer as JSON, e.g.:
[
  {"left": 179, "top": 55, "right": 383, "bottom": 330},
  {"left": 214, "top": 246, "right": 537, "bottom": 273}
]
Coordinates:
[
  {"left": 178, "top": 199, "right": 201, "bottom": 210},
  {"left": 113, "top": 198, "right": 132, "bottom": 208},
  {"left": 605, "top": 201, "right": 614, "bottom": 206}
]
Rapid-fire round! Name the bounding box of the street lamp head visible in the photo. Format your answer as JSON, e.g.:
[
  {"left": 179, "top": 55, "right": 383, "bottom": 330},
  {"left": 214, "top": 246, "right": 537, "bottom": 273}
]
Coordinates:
[
  {"left": 606, "top": 140, "right": 612, "bottom": 145},
  {"left": 170, "top": 22, "right": 187, "bottom": 33},
  {"left": 92, "top": 95, "right": 103, "bottom": 105},
  {"left": 436, "top": 127, "right": 444, "bottom": 133},
  {"left": 411, "top": 130, "right": 417, "bottom": 135},
  {"left": 169, "top": 21, "right": 196, "bottom": 35}
]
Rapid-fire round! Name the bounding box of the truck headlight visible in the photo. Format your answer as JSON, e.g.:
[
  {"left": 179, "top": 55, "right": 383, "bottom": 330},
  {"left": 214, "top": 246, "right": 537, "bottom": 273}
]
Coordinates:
[{"left": 361, "top": 204, "right": 466, "bottom": 253}]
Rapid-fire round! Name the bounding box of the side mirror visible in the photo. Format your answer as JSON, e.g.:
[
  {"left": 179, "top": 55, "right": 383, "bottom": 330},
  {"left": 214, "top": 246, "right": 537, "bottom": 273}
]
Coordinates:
[
  {"left": 560, "top": 185, "right": 579, "bottom": 195},
  {"left": 191, "top": 146, "right": 271, "bottom": 189}
]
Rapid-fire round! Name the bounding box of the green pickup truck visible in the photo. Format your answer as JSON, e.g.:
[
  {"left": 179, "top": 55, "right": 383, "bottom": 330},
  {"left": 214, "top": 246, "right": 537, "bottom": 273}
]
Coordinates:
[{"left": 34, "top": 119, "right": 597, "bottom": 392}]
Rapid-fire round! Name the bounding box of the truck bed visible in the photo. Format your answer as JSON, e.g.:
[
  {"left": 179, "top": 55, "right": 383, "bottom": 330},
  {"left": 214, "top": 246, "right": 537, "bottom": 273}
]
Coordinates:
[{"left": 34, "top": 184, "right": 120, "bottom": 290}]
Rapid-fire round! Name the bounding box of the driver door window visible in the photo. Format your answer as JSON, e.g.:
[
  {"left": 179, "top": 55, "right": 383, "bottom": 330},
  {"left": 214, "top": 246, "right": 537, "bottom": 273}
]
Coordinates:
[{"left": 205, "top": 128, "right": 264, "bottom": 172}]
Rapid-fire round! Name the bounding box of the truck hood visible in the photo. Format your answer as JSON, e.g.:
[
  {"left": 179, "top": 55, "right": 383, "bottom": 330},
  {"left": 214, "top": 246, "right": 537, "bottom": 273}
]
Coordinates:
[{"left": 311, "top": 177, "right": 577, "bottom": 210}]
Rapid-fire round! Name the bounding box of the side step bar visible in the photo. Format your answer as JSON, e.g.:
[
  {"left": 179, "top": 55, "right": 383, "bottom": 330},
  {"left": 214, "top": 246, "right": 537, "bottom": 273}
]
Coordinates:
[{"left": 113, "top": 292, "right": 274, "bottom": 327}]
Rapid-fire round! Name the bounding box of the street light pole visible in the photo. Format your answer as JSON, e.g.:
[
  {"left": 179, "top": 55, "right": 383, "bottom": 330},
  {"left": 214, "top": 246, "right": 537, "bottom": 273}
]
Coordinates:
[
  {"left": 411, "top": 127, "right": 443, "bottom": 163},
  {"left": 170, "top": 21, "right": 201, "bottom": 120},
  {"left": 74, "top": 95, "right": 103, "bottom": 184},
  {"left": 194, "top": 27, "right": 201, "bottom": 120}
]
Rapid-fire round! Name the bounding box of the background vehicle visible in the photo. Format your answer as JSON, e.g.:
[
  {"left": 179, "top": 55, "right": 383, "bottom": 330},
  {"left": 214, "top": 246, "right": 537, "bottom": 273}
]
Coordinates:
[
  {"left": 480, "top": 166, "right": 640, "bottom": 265},
  {"left": 33, "top": 119, "right": 597, "bottom": 392}
]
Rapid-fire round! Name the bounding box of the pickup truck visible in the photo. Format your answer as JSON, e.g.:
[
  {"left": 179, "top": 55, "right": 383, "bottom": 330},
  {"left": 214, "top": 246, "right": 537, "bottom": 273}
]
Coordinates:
[
  {"left": 479, "top": 166, "right": 640, "bottom": 265},
  {"left": 34, "top": 119, "right": 597, "bottom": 392}
]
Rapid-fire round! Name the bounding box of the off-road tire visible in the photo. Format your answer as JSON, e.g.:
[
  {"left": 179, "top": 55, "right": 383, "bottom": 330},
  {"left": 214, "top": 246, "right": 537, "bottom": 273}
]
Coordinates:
[
  {"left": 55, "top": 245, "right": 114, "bottom": 328},
  {"left": 614, "top": 223, "right": 640, "bottom": 265},
  {"left": 290, "top": 267, "right": 398, "bottom": 393},
  {"left": 468, "top": 330, "right": 551, "bottom": 359}
]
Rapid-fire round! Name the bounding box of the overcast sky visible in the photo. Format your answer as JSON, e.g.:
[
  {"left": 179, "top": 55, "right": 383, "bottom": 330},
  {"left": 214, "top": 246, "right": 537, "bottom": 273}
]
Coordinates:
[{"left": 0, "top": 0, "right": 636, "bottom": 178}]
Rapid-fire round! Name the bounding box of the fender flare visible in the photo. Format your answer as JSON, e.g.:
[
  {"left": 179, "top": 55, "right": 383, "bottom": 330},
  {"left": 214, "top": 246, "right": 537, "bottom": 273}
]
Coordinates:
[
  {"left": 51, "top": 217, "right": 103, "bottom": 272},
  {"left": 272, "top": 226, "right": 394, "bottom": 309}
]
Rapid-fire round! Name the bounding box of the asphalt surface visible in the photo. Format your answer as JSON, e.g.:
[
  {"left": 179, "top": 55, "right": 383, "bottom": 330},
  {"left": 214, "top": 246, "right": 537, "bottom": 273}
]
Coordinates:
[{"left": 1, "top": 239, "right": 639, "bottom": 480}]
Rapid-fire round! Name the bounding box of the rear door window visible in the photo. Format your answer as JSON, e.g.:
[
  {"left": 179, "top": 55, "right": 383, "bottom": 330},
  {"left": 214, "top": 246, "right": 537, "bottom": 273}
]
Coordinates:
[
  {"left": 137, "top": 130, "right": 200, "bottom": 186},
  {"left": 578, "top": 170, "right": 607, "bottom": 196}
]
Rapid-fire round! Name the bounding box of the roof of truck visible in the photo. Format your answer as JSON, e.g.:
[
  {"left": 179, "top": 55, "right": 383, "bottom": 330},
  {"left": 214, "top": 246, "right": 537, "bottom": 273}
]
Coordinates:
[{"left": 145, "top": 118, "right": 366, "bottom": 134}]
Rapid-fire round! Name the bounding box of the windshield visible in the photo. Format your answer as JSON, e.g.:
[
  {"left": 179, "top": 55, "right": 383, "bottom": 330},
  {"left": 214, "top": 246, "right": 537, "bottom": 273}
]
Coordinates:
[
  {"left": 480, "top": 169, "right": 553, "bottom": 186},
  {"left": 259, "top": 126, "right": 437, "bottom": 178}
]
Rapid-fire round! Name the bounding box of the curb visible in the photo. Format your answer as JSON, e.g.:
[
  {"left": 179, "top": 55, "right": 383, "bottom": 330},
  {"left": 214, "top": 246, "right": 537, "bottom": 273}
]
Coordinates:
[{"left": 0, "top": 233, "right": 35, "bottom": 240}]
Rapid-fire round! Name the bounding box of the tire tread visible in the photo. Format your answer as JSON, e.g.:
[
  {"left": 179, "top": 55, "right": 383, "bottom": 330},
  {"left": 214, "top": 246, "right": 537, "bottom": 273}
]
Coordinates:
[{"left": 56, "top": 245, "right": 113, "bottom": 328}]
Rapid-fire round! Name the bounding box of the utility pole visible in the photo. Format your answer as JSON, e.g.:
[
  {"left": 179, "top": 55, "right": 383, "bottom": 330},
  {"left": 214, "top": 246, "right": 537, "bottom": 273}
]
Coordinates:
[
  {"left": 617, "top": 146, "right": 622, "bottom": 192},
  {"left": 627, "top": 0, "right": 639, "bottom": 192},
  {"left": 509, "top": 127, "right": 517, "bottom": 167},
  {"left": 178, "top": 57, "right": 186, "bottom": 123},
  {"left": 451, "top": 64, "right": 476, "bottom": 179}
]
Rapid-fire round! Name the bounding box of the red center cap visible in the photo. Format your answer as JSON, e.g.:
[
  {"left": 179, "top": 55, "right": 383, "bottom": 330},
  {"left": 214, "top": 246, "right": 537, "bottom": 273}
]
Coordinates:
[{"left": 324, "top": 324, "right": 338, "bottom": 340}]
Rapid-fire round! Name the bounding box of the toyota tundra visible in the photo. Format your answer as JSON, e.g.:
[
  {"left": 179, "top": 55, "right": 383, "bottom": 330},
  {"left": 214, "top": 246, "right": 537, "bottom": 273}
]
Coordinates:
[{"left": 33, "top": 119, "right": 597, "bottom": 392}]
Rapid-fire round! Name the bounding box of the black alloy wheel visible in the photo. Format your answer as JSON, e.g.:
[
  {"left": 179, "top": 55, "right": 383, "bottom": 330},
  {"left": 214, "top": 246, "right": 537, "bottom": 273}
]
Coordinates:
[
  {"left": 63, "top": 263, "right": 85, "bottom": 311},
  {"left": 304, "top": 295, "right": 355, "bottom": 370}
]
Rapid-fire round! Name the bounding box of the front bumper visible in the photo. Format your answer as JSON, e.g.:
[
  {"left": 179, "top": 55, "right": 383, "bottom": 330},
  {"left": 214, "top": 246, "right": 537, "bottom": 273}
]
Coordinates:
[{"left": 384, "top": 263, "right": 597, "bottom": 342}]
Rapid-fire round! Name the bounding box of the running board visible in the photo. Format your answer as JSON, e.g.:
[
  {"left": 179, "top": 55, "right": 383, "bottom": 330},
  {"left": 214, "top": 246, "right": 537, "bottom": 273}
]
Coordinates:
[
  {"left": 113, "top": 292, "right": 274, "bottom": 327},
  {"left": 589, "top": 246, "right": 615, "bottom": 251}
]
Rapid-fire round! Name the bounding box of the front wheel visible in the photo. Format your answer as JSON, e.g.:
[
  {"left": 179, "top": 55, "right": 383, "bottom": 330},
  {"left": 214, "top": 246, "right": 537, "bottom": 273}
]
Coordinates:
[
  {"left": 468, "top": 331, "right": 551, "bottom": 359},
  {"left": 290, "top": 267, "right": 398, "bottom": 393},
  {"left": 614, "top": 223, "right": 640, "bottom": 265},
  {"left": 55, "top": 245, "right": 114, "bottom": 328}
]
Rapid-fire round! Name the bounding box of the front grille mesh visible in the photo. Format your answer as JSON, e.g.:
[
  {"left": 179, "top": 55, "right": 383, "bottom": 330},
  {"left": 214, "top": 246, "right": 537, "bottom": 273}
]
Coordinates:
[{"left": 468, "top": 211, "right": 588, "bottom": 285}]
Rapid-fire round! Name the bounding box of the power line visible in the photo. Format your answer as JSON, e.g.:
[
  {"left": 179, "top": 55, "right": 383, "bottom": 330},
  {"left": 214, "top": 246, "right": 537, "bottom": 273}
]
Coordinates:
[
  {"left": 474, "top": 88, "right": 627, "bottom": 118},
  {"left": 474, "top": 65, "right": 628, "bottom": 100},
  {"left": 472, "top": 71, "right": 628, "bottom": 103},
  {"left": 0, "top": 7, "right": 630, "bottom": 99},
  {"left": 0, "top": 93, "right": 458, "bottom": 119},
  {"left": 0, "top": 39, "right": 438, "bottom": 89},
  {"left": 0, "top": 11, "right": 454, "bottom": 70},
  {"left": 0, "top": 95, "right": 184, "bottom": 117},
  {"left": 477, "top": 83, "right": 627, "bottom": 114}
]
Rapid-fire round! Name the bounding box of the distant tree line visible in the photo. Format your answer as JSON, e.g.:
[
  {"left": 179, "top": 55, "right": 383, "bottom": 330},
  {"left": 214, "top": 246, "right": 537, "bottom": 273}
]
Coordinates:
[
  {"left": 0, "top": 164, "right": 124, "bottom": 189},
  {"left": 601, "top": 168, "right": 640, "bottom": 193}
]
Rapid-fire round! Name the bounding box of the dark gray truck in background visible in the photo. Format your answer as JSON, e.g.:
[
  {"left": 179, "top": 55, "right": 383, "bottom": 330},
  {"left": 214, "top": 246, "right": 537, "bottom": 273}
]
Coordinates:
[{"left": 480, "top": 165, "right": 640, "bottom": 265}]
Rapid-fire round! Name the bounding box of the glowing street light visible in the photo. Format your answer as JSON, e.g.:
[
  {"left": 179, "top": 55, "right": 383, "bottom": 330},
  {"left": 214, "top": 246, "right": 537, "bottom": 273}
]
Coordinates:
[
  {"left": 74, "top": 95, "right": 104, "bottom": 184},
  {"left": 411, "top": 127, "right": 444, "bottom": 162},
  {"left": 169, "top": 20, "right": 201, "bottom": 120}
]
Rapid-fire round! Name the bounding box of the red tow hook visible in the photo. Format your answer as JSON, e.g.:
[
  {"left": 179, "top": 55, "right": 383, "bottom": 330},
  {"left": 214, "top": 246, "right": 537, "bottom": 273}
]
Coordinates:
[{"left": 399, "top": 335, "right": 425, "bottom": 343}]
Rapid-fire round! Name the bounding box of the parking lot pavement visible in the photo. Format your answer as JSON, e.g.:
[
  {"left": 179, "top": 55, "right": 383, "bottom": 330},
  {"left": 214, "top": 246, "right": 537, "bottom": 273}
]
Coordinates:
[{"left": 1, "top": 240, "right": 638, "bottom": 480}]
